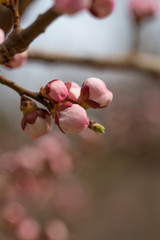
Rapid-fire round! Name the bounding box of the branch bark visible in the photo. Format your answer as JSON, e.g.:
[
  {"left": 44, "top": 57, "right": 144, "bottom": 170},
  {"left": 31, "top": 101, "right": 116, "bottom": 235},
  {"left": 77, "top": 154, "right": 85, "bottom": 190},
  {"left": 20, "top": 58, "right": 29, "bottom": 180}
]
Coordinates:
[
  {"left": 0, "top": 0, "right": 35, "bottom": 33},
  {"left": 0, "top": 7, "right": 59, "bottom": 64},
  {"left": 0, "top": 74, "right": 52, "bottom": 108}
]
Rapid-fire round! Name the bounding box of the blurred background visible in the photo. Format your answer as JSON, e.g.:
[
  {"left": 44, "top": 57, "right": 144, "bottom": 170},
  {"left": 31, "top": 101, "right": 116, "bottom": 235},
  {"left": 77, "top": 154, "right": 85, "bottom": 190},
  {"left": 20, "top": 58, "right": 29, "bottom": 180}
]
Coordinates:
[{"left": 0, "top": 0, "right": 160, "bottom": 239}]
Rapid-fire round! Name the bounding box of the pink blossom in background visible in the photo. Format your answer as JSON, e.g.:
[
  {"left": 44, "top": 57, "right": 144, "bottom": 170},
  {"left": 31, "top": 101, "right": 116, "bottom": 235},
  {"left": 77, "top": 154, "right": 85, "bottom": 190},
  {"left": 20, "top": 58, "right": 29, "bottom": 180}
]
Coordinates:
[
  {"left": 0, "top": 28, "right": 5, "bottom": 44},
  {"left": 36, "top": 134, "right": 73, "bottom": 176},
  {"left": 21, "top": 109, "right": 52, "bottom": 140},
  {"left": 45, "top": 219, "right": 69, "bottom": 240},
  {"left": 129, "top": 0, "right": 159, "bottom": 23},
  {"left": 41, "top": 79, "right": 68, "bottom": 102},
  {"left": 65, "top": 81, "right": 81, "bottom": 102},
  {"left": 90, "top": 0, "right": 115, "bottom": 18},
  {"left": 5, "top": 51, "right": 28, "bottom": 68},
  {"left": 2, "top": 202, "right": 27, "bottom": 226},
  {"left": 16, "top": 217, "right": 41, "bottom": 240},
  {"left": 53, "top": 180, "right": 91, "bottom": 218},
  {"left": 78, "top": 77, "right": 113, "bottom": 109},
  {"left": 55, "top": 102, "right": 89, "bottom": 134},
  {"left": 54, "top": 0, "right": 92, "bottom": 14},
  {"left": 16, "top": 146, "right": 46, "bottom": 173}
]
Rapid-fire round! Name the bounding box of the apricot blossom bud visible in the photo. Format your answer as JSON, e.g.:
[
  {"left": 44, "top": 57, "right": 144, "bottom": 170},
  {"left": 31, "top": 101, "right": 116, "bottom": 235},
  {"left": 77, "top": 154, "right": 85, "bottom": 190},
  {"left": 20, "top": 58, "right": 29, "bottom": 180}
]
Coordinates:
[
  {"left": 90, "top": 0, "right": 115, "bottom": 18},
  {"left": 5, "top": 51, "right": 28, "bottom": 69},
  {"left": 41, "top": 79, "right": 68, "bottom": 102},
  {"left": 21, "top": 98, "right": 52, "bottom": 140},
  {"left": 65, "top": 81, "right": 81, "bottom": 102},
  {"left": 129, "top": 0, "right": 159, "bottom": 23},
  {"left": 78, "top": 77, "right": 113, "bottom": 109},
  {"left": 0, "top": 28, "right": 5, "bottom": 44},
  {"left": 55, "top": 102, "right": 89, "bottom": 134},
  {"left": 54, "top": 0, "right": 92, "bottom": 14}
]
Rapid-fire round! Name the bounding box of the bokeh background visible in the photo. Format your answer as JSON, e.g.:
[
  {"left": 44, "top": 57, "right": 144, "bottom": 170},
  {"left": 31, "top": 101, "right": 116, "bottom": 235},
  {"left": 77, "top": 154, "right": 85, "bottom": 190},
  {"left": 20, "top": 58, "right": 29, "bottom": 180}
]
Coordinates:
[{"left": 0, "top": 0, "right": 160, "bottom": 239}]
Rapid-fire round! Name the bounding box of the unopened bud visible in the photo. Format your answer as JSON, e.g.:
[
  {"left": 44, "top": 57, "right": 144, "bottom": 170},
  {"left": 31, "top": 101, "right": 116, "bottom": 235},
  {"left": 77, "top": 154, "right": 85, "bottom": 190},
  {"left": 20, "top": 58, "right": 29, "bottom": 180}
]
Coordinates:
[
  {"left": 40, "top": 79, "right": 68, "bottom": 103},
  {"left": 55, "top": 102, "right": 89, "bottom": 134},
  {"left": 78, "top": 77, "right": 113, "bottom": 109},
  {"left": 89, "top": 121, "right": 105, "bottom": 134}
]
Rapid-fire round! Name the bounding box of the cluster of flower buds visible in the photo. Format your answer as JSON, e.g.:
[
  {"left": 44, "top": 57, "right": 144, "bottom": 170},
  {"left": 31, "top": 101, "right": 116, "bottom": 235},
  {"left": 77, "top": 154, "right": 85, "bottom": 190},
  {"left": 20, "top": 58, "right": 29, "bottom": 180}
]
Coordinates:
[
  {"left": 0, "top": 28, "right": 28, "bottom": 68},
  {"left": 54, "top": 0, "right": 115, "bottom": 18},
  {"left": 21, "top": 77, "right": 113, "bottom": 139},
  {"left": 129, "top": 0, "right": 159, "bottom": 24}
]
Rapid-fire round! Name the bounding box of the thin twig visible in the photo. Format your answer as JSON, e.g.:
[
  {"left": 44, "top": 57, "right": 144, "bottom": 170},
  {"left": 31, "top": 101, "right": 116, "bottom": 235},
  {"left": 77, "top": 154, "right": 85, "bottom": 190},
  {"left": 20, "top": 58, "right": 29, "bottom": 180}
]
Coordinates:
[
  {"left": 0, "top": 74, "right": 53, "bottom": 108},
  {"left": 10, "top": 0, "right": 20, "bottom": 29}
]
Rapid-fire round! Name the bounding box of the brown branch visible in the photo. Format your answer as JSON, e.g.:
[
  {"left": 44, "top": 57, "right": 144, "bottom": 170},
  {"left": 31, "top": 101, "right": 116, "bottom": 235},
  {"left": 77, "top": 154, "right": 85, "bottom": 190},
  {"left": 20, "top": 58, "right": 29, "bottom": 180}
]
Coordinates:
[
  {"left": 28, "top": 50, "right": 160, "bottom": 75},
  {"left": 0, "top": 0, "right": 35, "bottom": 33},
  {"left": 11, "top": 0, "right": 20, "bottom": 29},
  {"left": 0, "top": 7, "right": 59, "bottom": 64},
  {"left": 0, "top": 74, "right": 53, "bottom": 109}
]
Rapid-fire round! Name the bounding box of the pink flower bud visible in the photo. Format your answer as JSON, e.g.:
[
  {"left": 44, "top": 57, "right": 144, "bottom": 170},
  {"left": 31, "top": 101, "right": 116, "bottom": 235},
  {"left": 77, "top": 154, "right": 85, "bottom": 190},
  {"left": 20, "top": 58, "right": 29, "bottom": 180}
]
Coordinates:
[
  {"left": 55, "top": 102, "right": 89, "bottom": 134},
  {"left": 129, "top": 0, "right": 159, "bottom": 23},
  {"left": 21, "top": 109, "right": 52, "bottom": 140},
  {"left": 54, "top": 0, "right": 92, "bottom": 14},
  {"left": 65, "top": 81, "right": 81, "bottom": 102},
  {"left": 41, "top": 79, "right": 68, "bottom": 102},
  {"left": 0, "top": 28, "right": 5, "bottom": 44},
  {"left": 90, "top": 0, "right": 115, "bottom": 18},
  {"left": 5, "top": 51, "right": 28, "bottom": 69},
  {"left": 78, "top": 77, "right": 113, "bottom": 109}
]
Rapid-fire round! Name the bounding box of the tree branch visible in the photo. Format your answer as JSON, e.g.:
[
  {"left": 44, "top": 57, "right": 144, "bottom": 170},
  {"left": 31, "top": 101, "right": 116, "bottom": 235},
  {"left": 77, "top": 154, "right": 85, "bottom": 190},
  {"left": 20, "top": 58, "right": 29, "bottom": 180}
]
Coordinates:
[
  {"left": 0, "top": 7, "right": 59, "bottom": 64},
  {"left": 28, "top": 50, "right": 160, "bottom": 75},
  {"left": 0, "top": 0, "right": 35, "bottom": 33},
  {"left": 0, "top": 74, "right": 53, "bottom": 109},
  {"left": 11, "top": 0, "right": 20, "bottom": 29}
]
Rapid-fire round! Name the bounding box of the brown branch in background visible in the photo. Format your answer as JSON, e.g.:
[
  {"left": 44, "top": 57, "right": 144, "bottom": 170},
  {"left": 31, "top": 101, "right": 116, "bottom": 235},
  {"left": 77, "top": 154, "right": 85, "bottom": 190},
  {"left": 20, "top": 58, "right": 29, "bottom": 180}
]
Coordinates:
[
  {"left": 0, "top": 7, "right": 59, "bottom": 64},
  {"left": 28, "top": 50, "right": 160, "bottom": 75},
  {"left": 0, "top": 74, "right": 53, "bottom": 109}
]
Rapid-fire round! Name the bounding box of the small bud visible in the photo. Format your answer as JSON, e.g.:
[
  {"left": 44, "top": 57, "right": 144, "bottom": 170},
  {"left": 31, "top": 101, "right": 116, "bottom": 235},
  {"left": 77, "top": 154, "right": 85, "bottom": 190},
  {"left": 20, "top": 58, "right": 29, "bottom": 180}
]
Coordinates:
[
  {"left": 54, "top": 0, "right": 92, "bottom": 14},
  {"left": 41, "top": 79, "right": 68, "bottom": 102},
  {"left": 55, "top": 102, "right": 89, "bottom": 134},
  {"left": 78, "top": 77, "right": 113, "bottom": 109},
  {"left": 90, "top": 0, "right": 115, "bottom": 18},
  {"left": 0, "top": 28, "right": 5, "bottom": 44},
  {"left": 5, "top": 51, "right": 28, "bottom": 69},
  {"left": 129, "top": 0, "right": 159, "bottom": 24},
  {"left": 65, "top": 81, "right": 81, "bottom": 102},
  {"left": 89, "top": 121, "right": 105, "bottom": 134},
  {"left": 21, "top": 98, "right": 52, "bottom": 140}
]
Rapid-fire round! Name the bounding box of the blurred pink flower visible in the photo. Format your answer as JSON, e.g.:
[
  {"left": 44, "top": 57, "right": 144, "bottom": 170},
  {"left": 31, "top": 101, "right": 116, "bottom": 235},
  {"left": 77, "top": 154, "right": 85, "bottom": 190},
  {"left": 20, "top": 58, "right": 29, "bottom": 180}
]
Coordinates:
[
  {"left": 2, "top": 202, "right": 27, "bottom": 226},
  {"left": 129, "top": 0, "right": 159, "bottom": 23},
  {"left": 54, "top": 0, "right": 91, "bottom": 14},
  {"left": 90, "top": 0, "right": 115, "bottom": 18},
  {"left": 16, "top": 217, "right": 41, "bottom": 240},
  {"left": 0, "top": 28, "right": 5, "bottom": 44},
  {"left": 5, "top": 51, "right": 28, "bottom": 69},
  {"left": 45, "top": 219, "right": 69, "bottom": 240}
]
